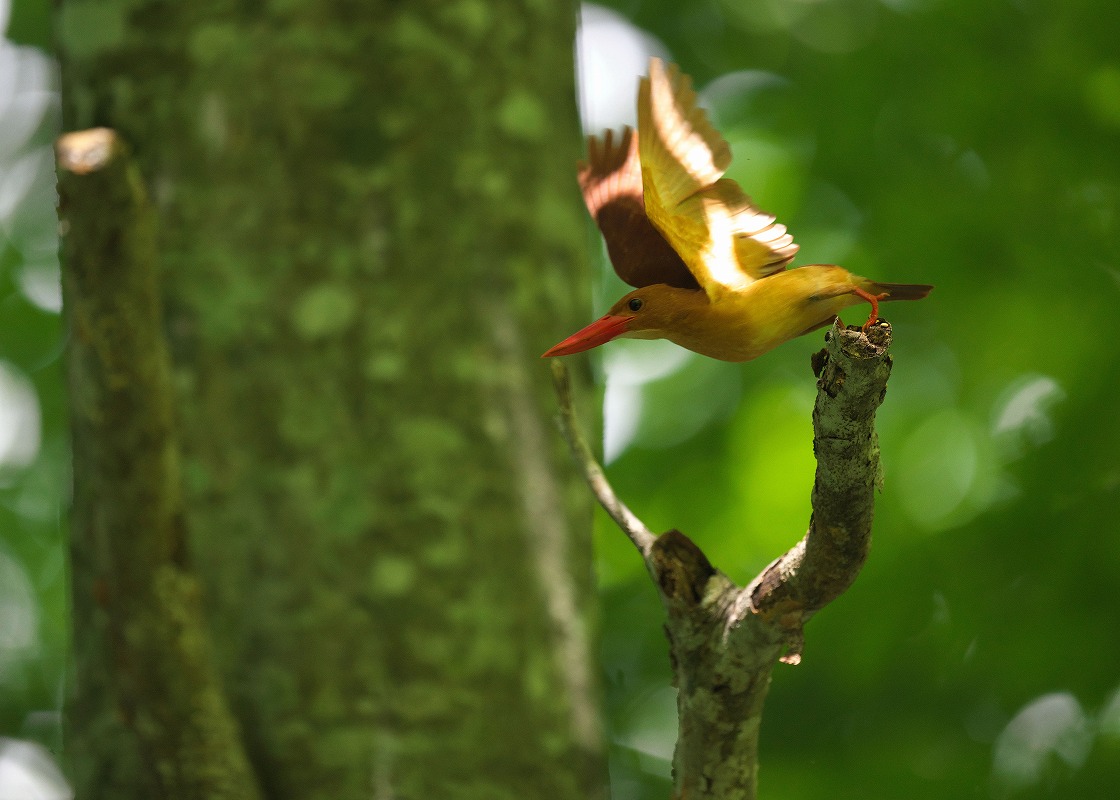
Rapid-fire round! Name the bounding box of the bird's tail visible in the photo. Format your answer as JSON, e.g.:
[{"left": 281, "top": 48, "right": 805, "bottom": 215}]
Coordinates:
[{"left": 865, "top": 281, "right": 934, "bottom": 302}]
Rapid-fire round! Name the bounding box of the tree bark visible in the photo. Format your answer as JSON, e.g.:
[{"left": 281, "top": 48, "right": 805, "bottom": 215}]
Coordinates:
[
  {"left": 57, "top": 2, "right": 604, "bottom": 799},
  {"left": 554, "top": 320, "right": 895, "bottom": 800}
]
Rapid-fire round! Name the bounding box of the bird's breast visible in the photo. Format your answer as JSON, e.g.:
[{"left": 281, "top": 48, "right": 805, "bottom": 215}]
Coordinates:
[{"left": 666, "top": 268, "right": 861, "bottom": 362}]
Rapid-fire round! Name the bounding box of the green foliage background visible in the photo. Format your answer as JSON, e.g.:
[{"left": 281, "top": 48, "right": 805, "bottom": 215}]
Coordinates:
[
  {"left": 2, "top": 0, "right": 1119, "bottom": 797},
  {"left": 586, "top": 2, "right": 1120, "bottom": 798}
]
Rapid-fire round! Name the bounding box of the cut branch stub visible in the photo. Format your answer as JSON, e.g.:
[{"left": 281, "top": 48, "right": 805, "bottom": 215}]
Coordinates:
[{"left": 650, "top": 529, "right": 718, "bottom": 605}]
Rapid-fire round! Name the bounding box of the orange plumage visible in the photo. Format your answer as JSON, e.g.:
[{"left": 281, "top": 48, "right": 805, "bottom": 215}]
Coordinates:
[{"left": 544, "top": 58, "right": 932, "bottom": 362}]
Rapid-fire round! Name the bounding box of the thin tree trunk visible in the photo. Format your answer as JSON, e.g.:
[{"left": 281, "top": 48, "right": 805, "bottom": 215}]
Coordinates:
[
  {"left": 58, "top": 128, "right": 264, "bottom": 800},
  {"left": 57, "top": 2, "right": 604, "bottom": 798}
]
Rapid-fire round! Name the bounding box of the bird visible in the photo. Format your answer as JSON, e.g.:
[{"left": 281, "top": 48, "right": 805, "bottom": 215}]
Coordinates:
[{"left": 543, "top": 58, "right": 932, "bottom": 362}]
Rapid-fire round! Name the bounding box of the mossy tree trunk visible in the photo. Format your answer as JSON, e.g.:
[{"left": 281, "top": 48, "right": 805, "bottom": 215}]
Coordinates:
[{"left": 57, "top": 2, "right": 604, "bottom": 798}]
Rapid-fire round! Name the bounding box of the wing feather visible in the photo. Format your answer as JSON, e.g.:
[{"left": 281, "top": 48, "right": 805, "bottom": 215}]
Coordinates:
[
  {"left": 578, "top": 127, "right": 698, "bottom": 290},
  {"left": 637, "top": 58, "right": 799, "bottom": 298}
]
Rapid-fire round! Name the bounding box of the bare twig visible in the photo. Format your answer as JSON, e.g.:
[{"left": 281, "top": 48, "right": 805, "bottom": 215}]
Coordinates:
[
  {"left": 551, "top": 360, "right": 656, "bottom": 556},
  {"left": 550, "top": 319, "right": 895, "bottom": 800}
]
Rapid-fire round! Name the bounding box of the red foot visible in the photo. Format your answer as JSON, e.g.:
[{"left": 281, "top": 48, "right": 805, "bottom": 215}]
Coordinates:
[{"left": 851, "top": 287, "right": 890, "bottom": 331}]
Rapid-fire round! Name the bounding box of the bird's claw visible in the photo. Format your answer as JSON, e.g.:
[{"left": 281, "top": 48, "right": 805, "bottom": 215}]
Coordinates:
[{"left": 852, "top": 287, "right": 890, "bottom": 331}]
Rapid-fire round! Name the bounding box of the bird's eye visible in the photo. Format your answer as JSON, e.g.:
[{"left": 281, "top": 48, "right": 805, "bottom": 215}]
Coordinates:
[{"left": 628, "top": 297, "right": 644, "bottom": 312}]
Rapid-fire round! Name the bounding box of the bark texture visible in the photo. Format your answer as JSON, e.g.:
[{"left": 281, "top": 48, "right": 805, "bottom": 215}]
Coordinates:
[
  {"left": 554, "top": 319, "right": 895, "bottom": 800},
  {"left": 58, "top": 2, "right": 603, "bottom": 799}
]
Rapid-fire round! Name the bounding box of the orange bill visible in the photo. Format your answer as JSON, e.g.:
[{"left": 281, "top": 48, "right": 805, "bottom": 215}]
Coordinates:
[{"left": 542, "top": 315, "right": 631, "bottom": 357}]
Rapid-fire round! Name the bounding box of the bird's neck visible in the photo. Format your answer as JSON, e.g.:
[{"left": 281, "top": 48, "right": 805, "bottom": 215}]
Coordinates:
[{"left": 635, "top": 288, "right": 763, "bottom": 362}]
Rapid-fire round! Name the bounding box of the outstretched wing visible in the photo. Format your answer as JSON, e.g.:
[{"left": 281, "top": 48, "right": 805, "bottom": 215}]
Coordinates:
[
  {"left": 637, "top": 58, "right": 798, "bottom": 299},
  {"left": 578, "top": 127, "right": 698, "bottom": 290}
]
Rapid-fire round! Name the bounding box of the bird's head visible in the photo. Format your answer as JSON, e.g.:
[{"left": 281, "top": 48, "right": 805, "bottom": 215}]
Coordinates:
[{"left": 542, "top": 285, "right": 706, "bottom": 357}]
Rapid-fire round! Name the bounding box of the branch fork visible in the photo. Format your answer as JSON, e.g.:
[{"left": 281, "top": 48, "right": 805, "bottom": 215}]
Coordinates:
[{"left": 551, "top": 319, "right": 894, "bottom": 800}]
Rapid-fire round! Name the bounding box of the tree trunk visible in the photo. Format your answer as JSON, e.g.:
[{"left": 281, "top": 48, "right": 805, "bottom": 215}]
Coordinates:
[{"left": 57, "top": 2, "right": 604, "bottom": 798}]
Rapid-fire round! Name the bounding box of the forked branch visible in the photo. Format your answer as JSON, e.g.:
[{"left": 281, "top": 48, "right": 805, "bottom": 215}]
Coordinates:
[{"left": 551, "top": 319, "right": 894, "bottom": 800}]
